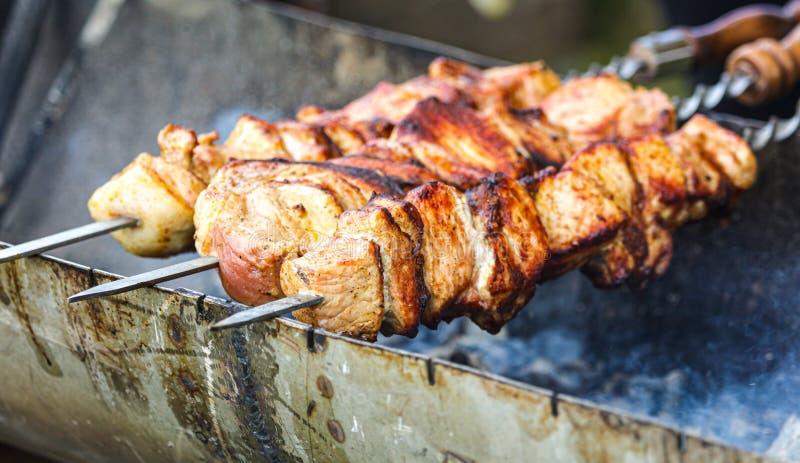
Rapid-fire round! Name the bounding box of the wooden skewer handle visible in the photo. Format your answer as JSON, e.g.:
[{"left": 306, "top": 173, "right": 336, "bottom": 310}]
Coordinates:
[
  {"left": 630, "top": 1, "right": 800, "bottom": 78},
  {"left": 726, "top": 21, "right": 800, "bottom": 105}
]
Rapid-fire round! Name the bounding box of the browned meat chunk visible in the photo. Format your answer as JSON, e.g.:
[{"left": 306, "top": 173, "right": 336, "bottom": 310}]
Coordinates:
[
  {"left": 282, "top": 236, "right": 385, "bottom": 341},
  {"left": 406, "top": 182, "right": 475, "bottom": 326},
  {"left": 532, "top": 169, "right": 627, "bottom": 279},
  {"left": 329, "top": 155, "right": 439, "bottom": 191},
  {"left": 563, "top": 143, "right": 647, "bottom": 286},
  {"left": 394, "top": 98, "right": 530, "bottom": 188},
  {"left": 541, "top": 74, "right": 675, "bottom": 149},
  {"left": 194, "top": 160, "right": 402, "bottom": 305},
  {"left": 428, "top": 57, "right": 560, "bottom": 110},
  {"left": 460, "top": 174, "right": 549, "bottom": 332}
]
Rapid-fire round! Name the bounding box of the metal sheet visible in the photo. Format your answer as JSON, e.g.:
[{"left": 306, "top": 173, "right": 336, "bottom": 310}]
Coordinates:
[{"left": 0, "top": 253, "right": 780, "bottom": 462}]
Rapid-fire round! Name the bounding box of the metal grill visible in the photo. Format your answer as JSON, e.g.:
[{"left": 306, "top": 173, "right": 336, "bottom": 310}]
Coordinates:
[{"left": 0, "top": 1, "right": 798, "bottom": 461}]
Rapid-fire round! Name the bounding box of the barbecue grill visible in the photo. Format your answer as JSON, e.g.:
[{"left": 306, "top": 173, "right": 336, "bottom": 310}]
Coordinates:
[{"left": 1, "top": 0, "right": 799, "bottom": 461}]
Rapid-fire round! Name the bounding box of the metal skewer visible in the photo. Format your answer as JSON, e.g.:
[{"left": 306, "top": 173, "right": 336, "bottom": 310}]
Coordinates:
[
  {"left": 0, "top": 216, "right": 138, "bottom": 263},
  {"left": 210, "top": 293, "right": 324, "bottom": 331},
  {"left": 673, "top": 72, "right": 754, "bottom": 121},
  {"left": 67, "top": 255, "right": 220, "bottom": 303}
]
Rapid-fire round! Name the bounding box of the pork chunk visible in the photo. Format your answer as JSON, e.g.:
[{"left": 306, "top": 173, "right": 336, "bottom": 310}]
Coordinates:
[{"left": 88, "top": 153, "right": 205, "bottom": 256}]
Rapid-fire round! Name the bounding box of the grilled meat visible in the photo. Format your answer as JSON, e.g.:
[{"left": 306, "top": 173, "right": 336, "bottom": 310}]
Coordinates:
[
  {"left": 88, "top": 136, "right": 205, "bottom": 257},
  {"left": 278, "top": 116, "right": 756, "bottom": 339},
  {"left": 194, "top": 159, "right": 403, "bottom": 306},
  {"left": 86, "top": 56, "right": 759, "bottom": 340},
  {"left": 89, "top": 59, "right": 679, "bottom": 260},
  {"left": 393, "top": 98, "right": 531, "bottom": 188},
  {"left": 541, "top": 74, "right": 675, "bottom": 149}
]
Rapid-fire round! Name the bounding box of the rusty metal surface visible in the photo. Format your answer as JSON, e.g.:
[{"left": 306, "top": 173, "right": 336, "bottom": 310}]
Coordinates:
[{"left": 0, "top": 252, "right": 782, "bottom": 462}]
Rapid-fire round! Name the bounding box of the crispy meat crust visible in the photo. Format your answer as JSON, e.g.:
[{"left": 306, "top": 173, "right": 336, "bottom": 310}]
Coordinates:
[
  {"left": 189, "top": 115, "right": 340, "bottom": 182},
  {"left": 427, "top": 57, "right": 560, "bottom": 110},
  {"left": 679, "top": 114, "right": 757, "bottom": 191},
  {"left": 336, "top": 204, "right": 421, "bottom": 336},
  {"left": 460, "top": 174, "right": 549, "bottom": 332},
  {"left": 405, "top": 182, "right": 475, "bottom": 327},
  {"left": 329, "top": 155, "right": 439, "bottom": 191},
  {"left": 530, "top": 169, "right": 627, "bottom": 280},
  {"left": 541, "top": 74, "right": 675, "bottom": 149},
  {"left": 622, "top": 135, "right": 688, "bottom": 280},
  {"left": 394, "top": 98, "right": 531, "bottom": 188},
  {"left": 563, "top": 143, "right": 647, "bottom": 286}
]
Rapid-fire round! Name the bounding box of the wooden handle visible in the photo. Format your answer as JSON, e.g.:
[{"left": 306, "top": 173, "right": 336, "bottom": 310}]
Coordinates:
[
  {"left": 726, "top": 22, "right": 800, "bottom": 105},
  {"left": 688, "top": 1, "right": 800, "bottom": 65},
  {"left": 629, "top": 1, "right": 800, "bottom": 78}
]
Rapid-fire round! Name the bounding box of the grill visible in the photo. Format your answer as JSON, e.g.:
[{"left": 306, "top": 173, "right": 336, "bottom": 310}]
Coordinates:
[{"left": 0, "top": 1, "right": 798, "bottom": 461}]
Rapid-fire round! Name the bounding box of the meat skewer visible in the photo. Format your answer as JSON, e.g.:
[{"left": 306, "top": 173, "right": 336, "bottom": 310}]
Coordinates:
[
  {"left": 84, "top": 59, "right": 675, "bottom": 259},
  {"left": 0, "top": 54, "right": 769, "bottom": 340},
  {"left": 71, "top": 108, "right": 758, "bottom": 341},
  {"left": 1, "top": 58, "right": 675, "bottom": 265},
  {"left": 75, "top": 68, "right": 680, "bottom": 309},
  {"left": 194, "top": 114, "right": 755, "bottom": 340}
]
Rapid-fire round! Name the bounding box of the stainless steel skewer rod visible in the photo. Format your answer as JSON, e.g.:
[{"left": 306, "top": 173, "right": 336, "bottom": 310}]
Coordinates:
[
  {"left": 674, "top": 72, "right": 754, "bottom": 121},
  {"left": 210, "top": 293, "right": 324, "bottom": 331},
  {"left": 0, "top": 216, "right": 139, "bottom": 264},
  {"left": 67, "top": 255, "right": 220, "bottom": 303}
]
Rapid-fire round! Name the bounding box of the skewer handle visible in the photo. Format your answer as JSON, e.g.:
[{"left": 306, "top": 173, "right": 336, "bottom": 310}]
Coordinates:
[
  {"left": 726, "top": 20, "right": 800, "bottom": 105},
  {"left": 628, "top": 1, "right": 800, "bottom": 80}
]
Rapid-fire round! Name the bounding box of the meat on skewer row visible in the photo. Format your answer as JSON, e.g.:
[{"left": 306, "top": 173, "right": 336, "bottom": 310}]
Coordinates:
[
  {"left": 191, "top": 113, "right": 755, "bottom": 340},
  {"left": 88, "top": 58, "right": 674, "bottom": 257},
  {"left": 190, "top": 100, "right": 700, "bottom": 308}
]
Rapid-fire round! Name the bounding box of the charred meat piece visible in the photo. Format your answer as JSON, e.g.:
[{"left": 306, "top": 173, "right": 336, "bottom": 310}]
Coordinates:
[
  {"left": 541, "top": 74, "right": 675, "bottom": 149},
  {"left": 490, "top": 107, "right": 575, "bottom": 167},
  {"left": 394, "top": 98, "right": 531, "bottom": 188},
  {"left": 194, "top": 159, "right": 403, "bottom": 305},
  {"left": 679, "top": 114, "right": 757, "bottom": 191},
  {"left": 284, "top": 199, "right": 424, "bottom": 338},
  {"left": 282, "top": 236, "right": 385, "bottom": 341},
  {"left": 190, "top": 115, "right": 339, "bottom": 182},
  {"left": 530, "top": 169, "right": 628, "bottom": 280},
  {"left": 405, "top": 182, "right": 476, "bottom": 327},
  {"left": 296, "top": 75, "right": 471, "bottom": 151},
  {"left": 427, "top": 57, "right": 560, "bottom": 110},
  {"left": 562, "top": 142, "right": 648, "bottom": 287},
  {"left": 329, "top": 154, "right": 439, "bottom": 191},
  {"left": 460, "top": 174, "right": 549, "bottom": 332},
  {"left": 622, "top": 135, "right": 687, "bottom": 280}
]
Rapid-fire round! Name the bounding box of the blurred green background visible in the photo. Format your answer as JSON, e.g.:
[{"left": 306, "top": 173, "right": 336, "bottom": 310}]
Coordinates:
[{"left": 290, "top": 0, "right": 689, "bottom": 94}]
